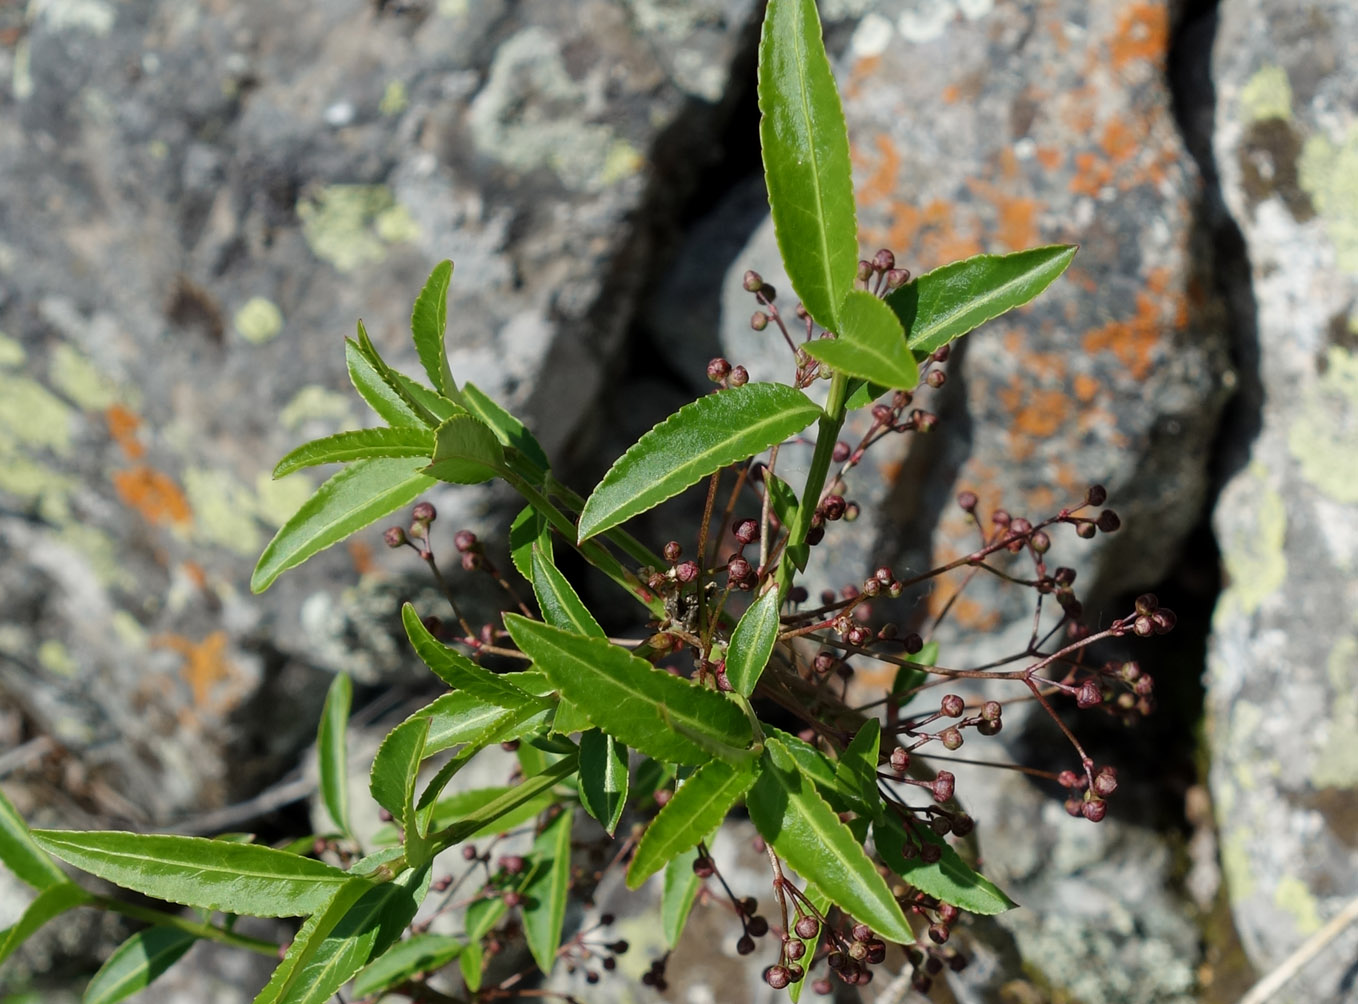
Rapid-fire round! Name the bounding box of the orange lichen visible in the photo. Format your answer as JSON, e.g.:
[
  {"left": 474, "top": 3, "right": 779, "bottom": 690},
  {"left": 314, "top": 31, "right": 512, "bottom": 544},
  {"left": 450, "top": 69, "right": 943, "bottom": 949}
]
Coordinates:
[
  {"left": 997, "top": 385, "right": 1072, "bottom": 438},
  {"left": 1073, "top": 373, "right": 1101, "bottom": 402},
  {"left": 348, "top": 538, "right": 376, "bottom": 577},
  {"left": 855, "top": 134, "right": 901, "bottom": 210},
  {"left": 153, "top": 631, "right": 236, "bottom": 710},
  {"left": 113, "top": 466, "right": 192, "bottom": 526},
  {"left": 1081, "top": 269, "right": 1182, "bottom": 382},
  {"left": 1109, "top": 3, "right": 1168, "bottom": 71},
  {"left": 1070, "top": 151, "right": 1114, "bottom": 197},
  {"left": 182, "top": 561, "right": 207, "bottom": 589},
  {"left": 1036, "top": 146, "right": 1064, "bottom": 171},
  {"left": 1099, "top": 116, "right": 1139, "bottom": 165},
  {"left": 105, "top": 404, "right": 145, "bottom": 460},
  {"left": 941, "top": 83, "right": 962, "bottom": 104}
]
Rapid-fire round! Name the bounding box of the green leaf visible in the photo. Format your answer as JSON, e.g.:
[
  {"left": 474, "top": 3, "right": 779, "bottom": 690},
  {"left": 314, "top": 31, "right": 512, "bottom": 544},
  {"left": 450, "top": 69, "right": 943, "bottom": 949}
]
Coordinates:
[
  {"left": 764, "top": 728, "right": 871, "bottom": 816},
  {"left": 393, "top": 370, "right": 462, "bottom": 422},
  {"left": 661, "top": 843, "right": 707, "bottom": 949},
  {"left": 370, "top": 716, "right": 432, "bottom": 861},
  {"left": 504, "top": 616, "right": 752, "bottom": 766},
  {"left": 82, "top": 926, "right": 197, "bottom": 1004},
  {"left": 252, "top": 457, "right": 435, "bottom": 592},
  {"left": 459, "top": 938, "right": 484, "bottom": 992},
  {"left": 353, "top": 933, "right": 464, "bottom": 998},
  {"left": 787, "top": 884, "right": 831, "bottom": 1002},
  {"left": 763, "top": 472, "right": 807, "bottom": 571},
  {"left": 725, "top": 589, "right": 782, "bottom": 697},
  {"left": 509, "top": 503, "right": 553, "bottom": 585},
  {"left": 317, "top": 673, "right": 353, "bottom": 838},
  {"left": 419, "top": 786, "right": 555, "bottom": 840},
  {"left": 354, "top": 322, "right": 443, "bottom": 427},
  {"left": 0, "top": 787, "right": 69, "bottom": 891},
  {"left": 758, "top": 0, "right": 858, "bottom": 331},
  {"left": 345, "top": 339, "right": 424, "bottom": 428},
  {"left": 578, "top": 383, "right": 821, "bottom": 542},
  {"left": 402, "top": 604, "right": 540, "bottom": 709},
  {"left": 835, "top": 720, "right": 882, "bottom": 821},
  {"left": 423, "top": 414, "right": 505, "bottom": 484},
  {"left": 746, "top": 737, "right": 912, "bottom": 942},
  {"left": 530, "top": 546, "right": 605, "bottom": 639},
  {"left": 890, "top": 640, "right": 938, "bottom": 711},
  {"left": 431, "top": 754, "right": 578, "bottom": 846},
  {"left": 843, "top": 378, "right": 887, "bottom": 412},
  {"left": 873, "top": 813, "right": 1016, "bottom": 915},
  {"left": 412, "top": 692, "right": 509, "bottom": 756},
  {"left": 0, "top": 882, "right": 89, "bottom": 965},
  {"left": 462, "top": 382, "right": 550, "bottom": 472},
  {"left": 411, "top": 260, "right": 458, "bottom": 399},
  {"left": 889, "top": 244, "right": 1078, "bottom": 356},
  {"left": 272, "top": 427, "right": 433, "bottom": 479},
  {"left": 803, "top": 290, "right": 918, "bottom": 390},
  {"left": 251, "top": 870, "right": 425, "bottom": 1004},
  {"left": 30, "top": 831, "right": 349, "bottom": 917},
  {"left": 521, "top": 808, "right": 573, "bottom": 973},
  {"left": 578, "top": 730, "right": 628, "bottom": 836},
  {"left": 627, "top": 759, "right": 755, "bottom": 889}
]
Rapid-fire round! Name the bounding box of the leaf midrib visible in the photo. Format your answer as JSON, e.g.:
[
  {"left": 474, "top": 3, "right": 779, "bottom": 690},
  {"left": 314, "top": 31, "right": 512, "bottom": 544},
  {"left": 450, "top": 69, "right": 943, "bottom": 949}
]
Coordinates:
[{"left": 909, "top": 253, "right": 1069, "bottom": 348}]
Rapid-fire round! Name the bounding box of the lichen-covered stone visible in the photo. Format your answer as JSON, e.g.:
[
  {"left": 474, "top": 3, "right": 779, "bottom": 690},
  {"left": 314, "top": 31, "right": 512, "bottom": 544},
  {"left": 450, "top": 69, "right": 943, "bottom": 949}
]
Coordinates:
[{"left": 1207, "top": 1, "right": 1358, "bottom": 997}]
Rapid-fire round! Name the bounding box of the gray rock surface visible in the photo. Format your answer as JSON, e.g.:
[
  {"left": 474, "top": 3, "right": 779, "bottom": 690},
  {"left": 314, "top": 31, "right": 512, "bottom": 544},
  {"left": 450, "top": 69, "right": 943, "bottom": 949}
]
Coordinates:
[{"left": 1207, "top": 1, "right": 1358, "bottom": 1000}]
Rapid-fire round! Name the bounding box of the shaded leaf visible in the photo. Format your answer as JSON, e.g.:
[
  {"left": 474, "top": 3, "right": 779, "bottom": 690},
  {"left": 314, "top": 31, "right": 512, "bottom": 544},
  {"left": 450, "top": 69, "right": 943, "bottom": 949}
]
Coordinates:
[
  {"left": 0, "top": 882, "right": 90, "bottom": 965},
  {"left": 354, "top": 321, "right": 442, "bottom": 427},
  {"left": 521, "top": 808, "right": 572, "bottom": 973},
  {"left": 843, "top": 378, "right": 887, "bottom": 412},
  {"left": 504, "top": 616, "right": 752, "bottom": 765},
  {"left": 353, "top": 934, "right": 464, "bottom": 999},
  {"left": 530, "top": 546, "right": 605, "bottom": 639},
  {"left": 252, "top": 458, "right": 435, "bottom": 592},
  {"left": 368, "top": 716, "right": 431, "bottom": 863},
  {"left": 83, "top": 926, "right": 197, "bottom": 1004},
  {"left": 0, "top": 787, "right": 69, "bottom": 891},
  {"left": 627, "top": 759, "right": 755, "bottom": 889},
  {"left": 746, "top": 738, "right": 911, "bottom": 942},
  {"left": 462, "top": 382, "right": 550, "bottom": 472},
  {"left": 661, "top": 843, "right": 707, "bottom": 949},
  {"left": 419, "top": 787, "right": 555, "bottom": 840},
  {"left": 411, "top": 260, "right": 457, "bottom": 399},
  {"left": 725, "top": 589, "right": 782, "bottom": 697},
  {"left": 578, "top": 383, "right": 821, "bottom": 542},
  {"left": 30, "top": 830, "right": 349, "bottom": 917},
  {"left": 835, "top": 719, "right": 882, "bottom": 822},
  {"left": 803, "top": 290, "right": 917, "bottom": 390},
  {"left": 402, "top": 604, "right": 540, "bottom": 710},
  {"left": 345, "top": 339, "right": 423, "bottom": 428},
  {"left": 873, "top": 813, "right": 1016, "bottom": 915},
  {"left": 890, "top": 640, "right": 938, "bottom": 712},
  {"left": 429, "top": 755, "right": 578, "bottom": 846},
  {"left": 509, "top": 503, "right": 553, "bottom": 585},
  {"left": 272, "top": 427, "right": 433, "bottom": 479},
  {"left": 317, "top": 673, "right": 353, "bottom": 838},
  {"left": 889, "top": 244, "right": 1078, "bottom": 355},
  {"left": 758, "top": 0, "right": 857, "bottom": 331},
  {"left": 578, "top": 730, "right": 628, "bottom": 836},
  {"left": 423, "top": 415, "right": 505, "bottom": 484}
]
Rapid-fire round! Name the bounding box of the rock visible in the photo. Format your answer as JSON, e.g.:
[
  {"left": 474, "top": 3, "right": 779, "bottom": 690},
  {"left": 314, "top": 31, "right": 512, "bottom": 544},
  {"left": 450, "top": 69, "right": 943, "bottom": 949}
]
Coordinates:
[
  {"left": 0, "top": 0, "right": 757, "bottom": 825},
  {"left": 1206, "top": 1, "right": 1358, "bottom": 998}
]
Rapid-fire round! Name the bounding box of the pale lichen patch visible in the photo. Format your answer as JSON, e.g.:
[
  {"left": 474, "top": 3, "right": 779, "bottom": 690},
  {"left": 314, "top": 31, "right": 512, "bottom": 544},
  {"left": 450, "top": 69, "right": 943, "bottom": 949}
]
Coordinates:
[
  {"left": 1288, "top": 346, "right": 1358, "bottom": 502},
  {"left": 1239, "top": 64, "right": 1292, "bottom": 123},
  {"left": 1299, "top": 126, "right": 1358, "bottom": 274},
  {"left": 233, "top": 297, "right": 284, "bottom": 345}
]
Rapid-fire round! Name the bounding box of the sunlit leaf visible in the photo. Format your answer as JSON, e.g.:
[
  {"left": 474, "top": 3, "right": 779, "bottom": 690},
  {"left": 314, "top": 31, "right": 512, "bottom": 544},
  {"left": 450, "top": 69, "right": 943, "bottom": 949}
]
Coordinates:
[
  {"left": 578, "top": 730, "right": 628, "bottom": 835},
  {"left": 411, "top": 260, "right": 458, "bottom": 399},
  {"left": 627, "top": 759, "right": 755, "bottom": 889},
  {"left": 803, "top": 290, "right": 917, "bottom": 390},
  {"left": 725, "top": 589, "right": 782, "bottom": 697},
  {"left": 522, "top": 808, "right": 572, "bottom": 973},
  {"left": 272, "top": 427, "right": 433, "bottom": 479},
  {"left": 317, "top": 673, "right": 353, "bottom": 838}
]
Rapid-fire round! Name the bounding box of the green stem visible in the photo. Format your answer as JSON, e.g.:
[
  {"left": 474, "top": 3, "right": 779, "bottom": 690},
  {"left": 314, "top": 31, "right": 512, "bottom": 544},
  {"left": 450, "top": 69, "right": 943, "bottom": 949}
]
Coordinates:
[
  {"left": 775, "top": 372, "right": 849, "bottom": 601},
  {"left": 90, "top": 896, "right": 279, "bottom": 956}
]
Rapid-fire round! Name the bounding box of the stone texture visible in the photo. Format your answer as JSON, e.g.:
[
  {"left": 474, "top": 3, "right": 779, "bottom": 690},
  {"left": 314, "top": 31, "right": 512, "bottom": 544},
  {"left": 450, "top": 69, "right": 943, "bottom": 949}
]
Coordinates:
[
  {"left": 1207, "top": 1, "right": 1358, "bottom": 999},
  {"left": 0, "top": 0, "right": 756, "bottom": 828}
]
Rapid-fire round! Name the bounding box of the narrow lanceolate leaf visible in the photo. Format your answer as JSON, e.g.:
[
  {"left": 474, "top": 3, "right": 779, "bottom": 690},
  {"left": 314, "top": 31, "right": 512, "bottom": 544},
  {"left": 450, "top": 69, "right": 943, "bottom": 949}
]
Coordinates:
[
  {"left": 530, "top": 546, "right": 605, "bottom": 638},
  {"left": 354, "top": 322, "right": 442, "bottom": 427},
  {"left": 401, "top": 604, "right": 539, "bottom": 710},
  {"left": 522, "top": 808, "right": 573, "bottom": 974},
  {"left": 890, "top": 640, "right": 938, "bottom": 711},
  {"left": 418, "top": 691, "right": 515, "bottom": 756},
  {"left": 317, "top": 673, "right": 353, "bottom": 838},
  {"left": 0, "top": 882, "right": 89, "bottom": 965},
  {"left": 0, "top": 787, "right": 69, "bottom": 891},
  {"left": 888, "top": 244, "right": 1078, "bottom": 356},
  {"left": 835, "top": 719, "right": 882, "bottom": 822},
  {"left": 627, "top": 760, "right": 755, "bottom": 889},
  {"left": 345, "top": 339, "right": 424, "bottom": 428},
  {"left": 803, "top": 290, "right": 918, "bottom": 390},
  {"left": 661, "top": 844, "right": 707, "bottom": 948},
  {"left": 746, "top": 738, "right": 912, "bottom": 943},
  {"left": 578, "top": 383, "right": 821, "bottom": 542},
  {"left": 82, "top": 926, "right": 197, "bottom": 1004},
  {"left": 252, "top": 872, "right": 424, "bottom": 1004},
  {"left": 725, "top": 589, "right": 782, "bottom": 698},
  {"left": 422, "top": 414, "right": 505, "bottom": 484},
  {"left": 30, "top": 831, "right": 349, "bottom": 917},
  {"left": 873, "top": 814, "right": 1016, "bottom": 915},
  {"left": 369, "top": 716, "right": 431, "bottom": 858},
  {"left": 766, "top": 727, "right": 872, "bottom": 817},
  {"left": 462, "top": 381, "right": 550, "bottom": 473},
  {"left": 353, "top": 934, "right": 464, "bottom": 999},
  {"left": 272, "top": 427, "right": 434, "bottom": 479},
  {"left": 578, "top": 730, "right": 628, "bottom": 835},
  {"left": 758, "top": 0, "right": 858, "bottom": 331},
  {"left": 420, "top": 786, "right": 555, "bottom": 840},
  {"left": 509, "top": 503, "right": 553, "bottom": 584},
  {"left": 252, "top": 457, "right": 435, "bottom": 592},
  {"left": 431, "top": 755, "right": 578, "bottom": 846},
  {"left": 411, "top": 260, "right": 458, "bottom": 399},
  {"left": 504, "top": 616, "right": 752, "bottom": 766}
]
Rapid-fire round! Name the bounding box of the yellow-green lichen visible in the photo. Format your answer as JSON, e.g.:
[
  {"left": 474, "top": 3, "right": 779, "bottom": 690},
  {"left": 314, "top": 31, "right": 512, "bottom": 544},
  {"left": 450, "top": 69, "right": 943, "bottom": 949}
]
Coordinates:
[
  {"left": 255, "top": 470, "right": 316, "bottom": 528},
  {"left": 1289, "top": 346, "right": 1358, "bottom": 502},
  {"left": 0, "top": 373, "right": 76, "bottom": 456},
  {"left": 147, "top": 139, "right": 169, "bottom": 160},
  {"left": 49, "top": 342, "right": 121, "bottom": 411},
  {"left": 297, "top": 185, "right": 416, "bottom": 274},
  {"left": 111, "top": 610, "right": 147, "bottom": 650},
  {"left": 600, "top": 140, "right": 644, "bottom": 186},
  {"left": 1299, "top": 126, "right": 1358, "bottom": 274},
  {"left": 437, "top": 0, "right": 468, "bottom": 16},
  {"left": 38, "top": 639, "right": 77, "bottom": 677},
  {"left": 31, "top": 0, "right": 117, "bottom": 35},
  {"left": 234, "top": 297, "right": 284, "bottom": 345},
  {"left": 380, "top": 80, "right": 408, "bottom": 117},
  {"left": 184, "top": 467, "right": 262, "bottom": 555},
  {"left": 279, "top": 385, "right": 353, "bottom": 431},
  {"left": 0, "top": 333, "right": 25, "bottom": 367},
  {"left": 12, "top": 38, "right": 33, "bottom": 102},
  {"left": 1217, "top": 466, "right": 1287, "bottom": 618},
  {"left": 374, "top": 203, "right": 421, "bottom": 244},
  {"left": 58, "top": 522, "right": 135, "bottom": 590},
  {"left": 1272, "top": 874, "right": 1323, "bottom": 935},
  {"left": 1220, "top": 833, "right": 1255, "bottom": 901},
  {"left": 1239, "top": 65, "right": 1291, "bottom": 123},
  {"left": 1312, "top": 635, "right": 1358, "bottom": 788}
]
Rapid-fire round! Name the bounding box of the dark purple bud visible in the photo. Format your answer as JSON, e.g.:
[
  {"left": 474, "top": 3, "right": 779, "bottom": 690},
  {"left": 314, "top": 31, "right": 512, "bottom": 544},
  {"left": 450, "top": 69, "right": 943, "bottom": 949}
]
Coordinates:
[
  {"left": 727, "top": 556, "right": 751, "bottom": 583},
  {"left": 821, "top": 495, "right": 846, "bottom": 521},
  {"left": 747, "top": 915, "right": 770, "bottom": 937},
  {"left": 1093, "top": 767, "right": 1118, "bottom": 796},
  {"left": 692, "top": 855, "right": 714, "bottom": 878},
  {"left": 1086, "top": 484, "right": 1108, "bottom": 506},
  {"left": 737, "top": 934, "right": 756, "bottom": 955},
  {"left": 461, "top": 551, "right": 482, "bottom": 571},
  {"left": 663, "top": 540, "right": 682, "bottom": 563},
  {"left": 952, "top": 813, "right": 974, "bottom": 837},
  {"left": 928, "top": 923, "right": 950, "bottom": 944},
  {"left": 872, "top": 249, "right": 895, "bottom": 272},
  {"left": 919, "top": 841, "right": 942, "bottom": 864},
  {"left": 1076, "top": 521, "right": 1097, "bottom": 539},
  {"left": 1076, "top": 680, "right": 1102, "bottom": 708},
  {"left": 764, "top": 965, "right": 792, "bottom": 990},
  {"left": 383, "top": 526, "right": 407, "bottom": 548},
  {"left": 940, "top": 694, "right": 965, "bottom": 717},
  {"left": 926, "top": 370, "right": 946, "bottom": 389},
  {"left": 856, "top": 259, "right": 873, "bottom": 281},
  {"left": 751, "top": 311, "right": 769, "bottom": 331},
  {"left": 707, "top": 357, "right": 732, "bottom": 383},
  {"left": 806, "top": 526, "right": 825, "bottom": 546},
  {"left": 412, "top": 501, "right": 436, "bottom": 523},
  {"left": 1151, "top": 608, "right": 1177, "bottom": 633},
  {"left": 453, "top": 529, "right": 477, "bottom": 552},
  {"left": 733, "top": 518, "right": 760, "bottom": 545},
  {"left": 902, "top": 632, "right": 923, "bottom": 654},
  {"left": 982, "top": 700, "right": 1002, "bottom": 722},
  {"left": 794, "top": 915, "right": 819, "bottom": 939},
  {"left": 1096, "top": 509, "right": 1121, "bottom": 532},
  {"left": 729, "top": 365, "right": 749, "bottom": 388},
  {"left": 1135, "top": 593, "right": 1159, "bottom": 616},
  {"left": 932, "top": 771, "right": 955, "bottom": 802},
  {"left": 675, "top": 560, "right": 699, "bottom": 584},
  {"left": 940, "top": 727, "right": 963, "bottom": 750},
  {"left": 832, "top": 439, "right": 851, "bottom": 462},
  {"left": 886, "top": 268, "right": 911, "bottom": 289},
  {"left": 1054, "top": 566, "right": 1077, "bottom": 586},
  {"left": 743, "top": 269, "right": 763, "bottom": 293},
  {"left": 890, "top": 747, "right": 909, "bottom": 772},
  {"left": 1082, "top": 798, "right": 1108, "bottom": 822},
  {"left": 1030, "top": 529, "right": 1051, "bottom": 553},
  {"left": 786, "top": 939, "right": 806, "bottom": 961},
  {"left": 957, "top": 490, "right": 979, "bottom": 512}
]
